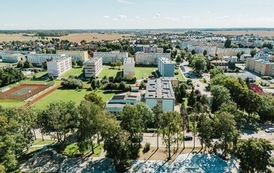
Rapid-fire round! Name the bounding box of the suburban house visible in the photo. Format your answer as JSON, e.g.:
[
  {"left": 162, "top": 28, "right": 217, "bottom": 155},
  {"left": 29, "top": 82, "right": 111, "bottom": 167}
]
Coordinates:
[
  {"left": 84, "top": 57, "right": 103, "bottom": 78},
  {"left": 135, "top": 52, "right": 171, "bottom": 65},
  {"left": 93, "top": 51, "right": 128, "bottom": 64},
  {"left": 105, "top": 92, "right": 141, "bottom": 115},
  {"left": 158, "top": 57, "right": 175, "bottom": 77},
  {"left": 123, "top": 57, "right": 135, "bottom": 78},
  {"left": 56, "top": 50, "right": 89, "bottom": 62},
  {"left": 47, "top": 56, "right": 72, "bottom": 77},
  {"left": 145, "top": 78, "right": 175, "bottom": 112}
]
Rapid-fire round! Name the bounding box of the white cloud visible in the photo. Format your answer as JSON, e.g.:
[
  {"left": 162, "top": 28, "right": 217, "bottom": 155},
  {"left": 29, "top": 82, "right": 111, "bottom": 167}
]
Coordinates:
[
  {"left": 118, "top": 15, "right": 127, "bottom": 19},
  {"left": 155, "top": 13, "right": 160, "bottom": 18},
  {"left": 103, "top": 15, "right": 110, "bottom": 19},
  {"left": 117, "top": 0, "right": 131, "bottom": 4},
  {"left": 112, "top": 18, "right": 118, "bottom": 21},
  {"left": 135, "top": 16, "right": 140, "bottom": 19}
]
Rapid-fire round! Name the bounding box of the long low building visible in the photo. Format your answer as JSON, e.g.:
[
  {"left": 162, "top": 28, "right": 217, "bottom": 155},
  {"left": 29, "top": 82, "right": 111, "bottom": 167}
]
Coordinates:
[
  {"left": 47, "top": 56, "right": 72, "bottom": 77},
  {"left": 27, "top": 53, "right": 60, "bottom": 66},
  {"left": 135, "top": 52, "right": 171, "bottom": 65},
  {"left": 56, "top": 50, "right": 89, "bottom": 62},
  {"left": 246, "top": 58, "right": 274, "bottom": 76},
  {"left": 1, "top": 53, "right": 26, "bottom": 63},
  {"left": 145, "top": 78, "right": 175, "bottom": 112},
  {"left": 93, "top": 51, "right": 128, "bottom": 64},
  {"left": 84, "top": 57, "right": 103, "bottom": 78}
]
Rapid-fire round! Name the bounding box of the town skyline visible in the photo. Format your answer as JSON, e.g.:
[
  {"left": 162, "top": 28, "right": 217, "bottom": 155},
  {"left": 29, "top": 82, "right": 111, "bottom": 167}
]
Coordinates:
[{"left": 1, "top": 0, "right": 274, "bottom": 30}]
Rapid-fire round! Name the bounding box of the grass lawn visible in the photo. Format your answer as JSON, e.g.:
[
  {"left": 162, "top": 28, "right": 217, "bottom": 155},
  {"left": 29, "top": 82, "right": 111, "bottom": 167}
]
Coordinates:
[
  {"left": 98, "top": 66, "right": 122, "bottom": 79},
  {"left": 63, "top": 143, "right": 103, "bottom": 157},
  {"left": 61, "top": 67, "right": 83, "bottom": 78},
  {"left": 32, "top": 89, "right": 115, "bottom": 109},
  {"left": 175, "top": 69, "right": 185, "bottom": 81},
  {"left": 32, "top": 139, "right": 56, "bottom": 145},
  {"left": 135, "top": 67, "right": 157, "bottom": 79},
  {"left": 0, "top": 100, "right": 25, "bottom": 108}
]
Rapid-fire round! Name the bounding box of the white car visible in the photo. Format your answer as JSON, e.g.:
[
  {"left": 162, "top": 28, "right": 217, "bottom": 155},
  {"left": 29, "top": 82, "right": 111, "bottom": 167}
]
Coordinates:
[{"left": 265, "top": 128, "right": 274, "bottom": 133}]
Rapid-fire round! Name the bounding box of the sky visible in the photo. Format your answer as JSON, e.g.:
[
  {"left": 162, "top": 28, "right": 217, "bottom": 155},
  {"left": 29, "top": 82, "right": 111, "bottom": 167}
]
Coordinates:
[{"left": 1, "top": 0, "right": 274, "bottom": 30}]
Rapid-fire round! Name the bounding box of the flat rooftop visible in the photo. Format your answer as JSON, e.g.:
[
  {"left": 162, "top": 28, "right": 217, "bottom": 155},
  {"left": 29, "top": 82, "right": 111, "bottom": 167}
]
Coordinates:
[{"left": 145, "top": 78, "right": 174, "bottom": 99}]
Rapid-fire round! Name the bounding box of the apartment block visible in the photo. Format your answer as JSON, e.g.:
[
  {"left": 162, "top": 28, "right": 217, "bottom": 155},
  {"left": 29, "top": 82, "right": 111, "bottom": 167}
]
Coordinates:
[
  {"left": 133, "top": 45, "right": 163, "bottom": 53},
  {"left": 47, "top": 57, "right": 72, "bottom": 77},
  {"left": 0, "top": 52, "right": 26, "bottom": 63},
  {"left": 158, "top": 57, "right": 175, "bottom": 77},
  {"left": 246, "top": 58, "right": 274, "bottom": 76},
  {"left": 216, "top": 48, "right": 251, "bottom": 57},
  {"left": 93, "top": 51, "right": 128, "bottom": 64},
  {"left": 222, "top": 56, "right": 238, "bottom": 63},
  {"left": 240, "top": 54, "right": 252, "bottom": 61},
  {"left": 84, "top": 57, "right": 103, "bottom": 78},
  {"left": 145, "top": 78, "right": 175, "bottom": 112},
  {"left": 27, "top": 52, "right": 60, "bottom": 66},
  {"left": 211, "top": 60, "right": 228, "bottom": 69},
  {"left": 135, "top": 52, "right": 171, "bottom": 65},
  {"left": 123, "top": 57, "right": 135, "bottom": 78},
  {"left": 56, "top": 50, "right": 89, "bottom": 62}
]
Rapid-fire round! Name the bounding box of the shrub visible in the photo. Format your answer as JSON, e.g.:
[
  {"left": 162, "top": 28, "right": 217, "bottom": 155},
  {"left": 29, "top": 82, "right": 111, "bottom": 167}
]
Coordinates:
[
  {"left": 142, "top": 142, "right": 150, "bottom": 153},
  {"left": 174, "top": 71, "right": 179, "bottom": 75},
  {"left": 61, "top": 77, "right": 83, "bottom": 89}
]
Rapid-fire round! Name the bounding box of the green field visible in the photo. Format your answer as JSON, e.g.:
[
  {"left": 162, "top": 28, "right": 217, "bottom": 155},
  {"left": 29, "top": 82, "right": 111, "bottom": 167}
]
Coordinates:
[
  {"left": 98, "top": 66, "right": 122, "bottom": 79},
  {"left": 32, "top": 89, "right": 115, "bottom": 110},
  {"left": 0, "top": 100, "right": 25, "bottom": 108},
  {"left": 61, "top": 67, "right": 83, "bottom": 78},
  {"left": 135, "top": 67, "right": 157, "bottom": 79}
]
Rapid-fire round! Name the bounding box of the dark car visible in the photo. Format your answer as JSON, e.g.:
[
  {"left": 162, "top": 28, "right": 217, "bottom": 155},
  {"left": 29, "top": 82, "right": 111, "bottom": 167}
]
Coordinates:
[{"left": 184, "top": 136, "right": 193, "bottom": 141}]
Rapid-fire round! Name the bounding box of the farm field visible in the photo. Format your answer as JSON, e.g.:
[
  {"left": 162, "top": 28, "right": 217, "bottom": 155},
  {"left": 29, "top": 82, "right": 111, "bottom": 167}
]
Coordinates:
[
  {"left": 0, "top": 34, "right": 39, "bottom": 42},
  {"left": 32, "top": 89, "right": 114, "bottom": 109},
  {"left": 135, "top": 67, "right": 156, "bottom": 79},
  {"left": 211, "top": 30, "right": 274, "bottom": 37}
]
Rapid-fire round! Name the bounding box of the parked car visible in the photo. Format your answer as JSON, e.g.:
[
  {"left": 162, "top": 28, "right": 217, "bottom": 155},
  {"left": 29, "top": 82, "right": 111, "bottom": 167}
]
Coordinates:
[
  {"left": 184, "top": 136, "right": 193, "bottom": 141},
  {"left": 265, "top": 128, "right": 274, "bottom": 133}
]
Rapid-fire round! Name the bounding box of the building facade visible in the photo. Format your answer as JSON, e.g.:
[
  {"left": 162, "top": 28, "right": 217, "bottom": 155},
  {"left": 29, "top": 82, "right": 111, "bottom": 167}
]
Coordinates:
[
  {"left": 27, "top": 53, "right": 60, "bottom": 66},
  {"left": 1, "top": 52, "right": 26, "bottom": 63},
  {"left": 93, "top": 51, "right": 128, "bottom": 64},
  {"left": 145, "top": 78, "right": 175, "bottom": 112},
  {"left": 123, "top": 57, "right": 135, "bottom": 78},
  {"left": 158, "top": 57, "right": 175, "bottom": 77},
  {"left": 246, "top": 58, "right": 274, "bottom": 76},
  {"left": 84, "top": 57, "right": 103, "bottom": 78},
  {"left": 133, "top": 45, "right": 163, "bottom": 53},
  {"left": 222, "top": 56, "right": 238, "bottom": 63},
  {"left": 47, "top": 57, "right": 72, "bottom": 77},
  {"left": 135, "top": 52, "right": 171, "bottom": 65},
  {"left": 56, "top": 50, "right": 89, "bottom": 62}
]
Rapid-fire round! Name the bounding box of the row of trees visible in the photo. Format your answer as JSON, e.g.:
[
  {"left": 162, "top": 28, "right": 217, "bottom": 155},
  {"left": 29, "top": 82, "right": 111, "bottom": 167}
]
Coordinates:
[{"left": 0, "top": 67, "right": 25, "bottom": 87}]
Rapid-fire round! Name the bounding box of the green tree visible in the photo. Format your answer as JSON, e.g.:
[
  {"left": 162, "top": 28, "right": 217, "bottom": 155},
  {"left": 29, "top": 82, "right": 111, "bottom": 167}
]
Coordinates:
[
  {"left": 17, "top": 61, "right": 23, "bottom": 68},
  {"left": 116, "top": 60, "right": 122, "bottom": 69},
  {"left": 262, "top": 42, "right": 273, "bottom": 49},
  {"left": 158, "top": 111, "right": 183, "bottom": 160},
  {"left": 192, "top": 54, "right": 207, "bottom": 74},
  {"left": 77, "top": 60, "right": 83, "bottom": 67},
  {"left": 209, "top": 68, "right": 224, "bottom": 79},
  {"left": 152, "top": 103, "right": 163, "bottom": 149},
  {"left": 224, "top": 38, "right": 231, "bottom": 48},
  {"left": 203, "top": 50, "right": 207, "bottom": 56},
  {"left": 189, "top": 113, "right": 198, "bottom": 149},
  {"left": 175, "top": 82, "right": 188, "bottom": 103},
  {"left": 210, "top": 85, "right": 231, "bottom": 112},
  {"left": 84, "top": 92, "right": 105, "bottom": 108},
  {"left": 235, "top": 138, "right": 273, "bottom": 173},
  {"left": 71, "top": 59, "right": 76, "bottom": 67},
  {"left": 250, "top": 49, "right": 256, "bottom": 57},
  {"left": 175, "top": 56, "right": 181, "bottom": 64},
  {"left": 228, "top": 61, "right": 236, "bottom": 70},
  {"left": 198, "top": 114, "right": 214, "bottom": 150},
  {"left": 23, "top": 60, "right": 33, "bottom": 68}
]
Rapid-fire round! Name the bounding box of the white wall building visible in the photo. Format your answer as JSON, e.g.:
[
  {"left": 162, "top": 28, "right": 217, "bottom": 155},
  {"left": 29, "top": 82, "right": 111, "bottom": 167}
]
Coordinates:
[
  {"left": 27, "top": 52, "right": 60, "bottom": 66},
  {"left": 145, "top": 78, "right": 175, "bottom": 112},
  {"left": 84, "top": 57, "right": 103, "bottom": 78},
  {"left": 135, "top": 52, "right": 171, "bottom": 65},
  {"left": 222, "top": 56, "right": 238, "bottom": 63},
  {"left": 56, "top": 50, "right": 89, "bottom": 62},
  {"left": 240, "top": 54, "right": 252, "bottom": 61},
  {"left": 93, "top": 51, "right": 128, "bottom": 64},
  {"left": 47, "top": 57, "right": 72, "bottom": 77},
  {"left": 123, "top": 57, "right": 135, "bottom": 78}
]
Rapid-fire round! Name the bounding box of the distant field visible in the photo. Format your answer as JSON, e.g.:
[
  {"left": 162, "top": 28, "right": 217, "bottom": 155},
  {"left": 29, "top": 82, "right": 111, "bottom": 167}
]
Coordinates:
[
  {"left": 211, "top": 30, "right": 274, "bottom": 37},
  {"left": 55, "top": 33, "right": 132, "bottom": 42},
  {"left": 0, "top": 33, "right": 132, "bottom": 43}
]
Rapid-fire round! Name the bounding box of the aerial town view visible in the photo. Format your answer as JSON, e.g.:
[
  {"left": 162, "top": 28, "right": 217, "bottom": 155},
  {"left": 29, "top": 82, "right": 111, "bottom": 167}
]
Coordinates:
[{"left": 1, "top": 0, "right": 274, "bottom": 173}]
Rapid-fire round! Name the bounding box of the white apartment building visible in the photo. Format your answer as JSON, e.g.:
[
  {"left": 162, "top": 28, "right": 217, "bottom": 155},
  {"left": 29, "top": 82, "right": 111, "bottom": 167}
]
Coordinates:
[
  {"left": 240, "top": 54, "right": 252, "bottom": 61},
  {"left": 216, "top": 48, "right": 251, "bottom": 57},
  {"left": 56, "top": 50, "right": 89, "bottom": 62},
  {"left": 27, "top": 52, "right": 60, "bottom": 66},
  {"left": 123, "top": 57, "right": 135, "bottom": 78},
  {"left": 222, "top": 56, "right": 238, "bottom": 63},
  {"left": 188, "top": 45, "right": 217, "bottom": 56},
  {"left": 93, "top": 51, "right": 128, "bottom": 64},
  {"left": 47, "top": 57, "right": 72, "bottom": 77},
  {"left": 135, "top": 52, "right": 171, "bottom": 65},
  {"left": 84, "top": 57, "right": 103, "bottom": 78}
]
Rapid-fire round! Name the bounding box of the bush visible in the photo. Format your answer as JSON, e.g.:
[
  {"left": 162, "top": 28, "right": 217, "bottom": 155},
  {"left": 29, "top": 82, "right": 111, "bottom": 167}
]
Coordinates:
[
  {"left": 61, "top": 77, "right": 83, "bottom": 89},
  {"left": 142, "top": 142, "right": 150, "bottom": 153},
  {"left": 174, "top": 71, "right": 179, "bottom": 75}
]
